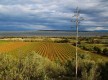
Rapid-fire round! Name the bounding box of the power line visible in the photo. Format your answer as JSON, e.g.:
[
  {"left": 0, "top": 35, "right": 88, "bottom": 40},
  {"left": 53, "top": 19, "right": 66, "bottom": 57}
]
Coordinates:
[{"left": 71, "top": 7, "right": 84, "bottom": 79}]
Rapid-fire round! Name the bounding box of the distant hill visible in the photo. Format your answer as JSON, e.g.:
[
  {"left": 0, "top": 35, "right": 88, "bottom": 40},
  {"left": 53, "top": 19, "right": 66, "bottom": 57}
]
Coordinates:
[
  {"left": 0, "top": 30, "right": 108, "bottom": 37},
  {"left": 39, "top": 30, "right": 108, "bottom": 32}
]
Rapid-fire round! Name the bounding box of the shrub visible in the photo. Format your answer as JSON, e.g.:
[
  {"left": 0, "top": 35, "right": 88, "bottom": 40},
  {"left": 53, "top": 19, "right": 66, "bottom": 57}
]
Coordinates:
[
  {"left": 64, "top": 54, "right": 100, "bottom": 80},
  {"left": 94, "top": 46, "right": 102, "bottom": 54},
  {"left": 103, "top": 48, "right": 108, "bottom": 56},
  {"left": 81, "top": 60, "right": 100, "bottom": 80},
  {"left": 0, "top": 52, "right": 108, "bottom": 80},
  {"left": 54, "top": 39, "right": 69, "bottom": 43},
  {"left": 0, "top": 52, "right": 65, "bottom": 80},
  {"left": 98, "top": 61, "right": 108, "bottom": 80}
]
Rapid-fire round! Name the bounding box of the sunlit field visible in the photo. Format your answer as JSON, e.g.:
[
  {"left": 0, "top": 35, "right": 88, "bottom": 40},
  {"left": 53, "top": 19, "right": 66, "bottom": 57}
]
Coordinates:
[
  {"left": 0, "top": 41, "right": 108, "bottom": 62},
  {"left": 0, "top": 36, "right": 108, "bottom": 80}
]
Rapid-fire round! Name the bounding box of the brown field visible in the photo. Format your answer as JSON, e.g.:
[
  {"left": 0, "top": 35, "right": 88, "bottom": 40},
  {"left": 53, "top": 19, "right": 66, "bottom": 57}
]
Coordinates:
[{"left": 0, "top": 41, "right": 108, "bottom": 62}]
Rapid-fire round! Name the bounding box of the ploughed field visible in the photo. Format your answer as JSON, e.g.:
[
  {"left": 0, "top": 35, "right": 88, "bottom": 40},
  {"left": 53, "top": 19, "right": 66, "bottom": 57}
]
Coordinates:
[{"left": 0, "top": 41, "right": 108, "bottom": 62}]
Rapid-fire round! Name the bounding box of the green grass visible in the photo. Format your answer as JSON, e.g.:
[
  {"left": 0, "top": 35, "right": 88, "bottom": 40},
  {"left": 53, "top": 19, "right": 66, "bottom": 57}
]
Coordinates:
[
  {"left": 80, "top": 43, "right": 108, "bottom": 50},
  {"left": 0, "top": 40, "right": 8, "bottom": 44}
]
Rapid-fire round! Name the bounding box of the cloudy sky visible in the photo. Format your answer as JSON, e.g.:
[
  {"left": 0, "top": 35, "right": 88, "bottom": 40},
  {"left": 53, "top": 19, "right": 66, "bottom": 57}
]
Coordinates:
[{"left": 0, "top": 0, "right": 108, "bottom": 31}]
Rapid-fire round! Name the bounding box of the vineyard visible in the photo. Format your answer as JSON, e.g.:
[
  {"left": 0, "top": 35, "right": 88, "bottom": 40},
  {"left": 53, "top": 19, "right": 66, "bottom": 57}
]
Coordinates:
[{"left": 0, "top": 41, "right": 108, "bottom": 62}]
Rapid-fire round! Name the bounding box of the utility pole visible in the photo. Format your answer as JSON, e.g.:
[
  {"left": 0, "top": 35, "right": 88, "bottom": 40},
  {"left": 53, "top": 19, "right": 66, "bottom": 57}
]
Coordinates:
[{"left": 71, "top": 7, "right": 84, "bottom": 80}]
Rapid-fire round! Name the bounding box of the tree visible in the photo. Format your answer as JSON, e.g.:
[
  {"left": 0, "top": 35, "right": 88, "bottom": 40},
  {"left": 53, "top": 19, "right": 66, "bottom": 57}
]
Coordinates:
[
  {"left": 94, "top": 46, "right": 102, "bottom": 54},
  {"left": 103, "top": 48, "right": 108, "bottom": 56}
]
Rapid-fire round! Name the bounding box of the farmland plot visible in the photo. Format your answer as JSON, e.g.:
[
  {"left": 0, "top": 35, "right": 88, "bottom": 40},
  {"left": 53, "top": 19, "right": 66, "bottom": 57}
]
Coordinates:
[{"left": 0, "top": 42, "right": 108, "bottom": 62}]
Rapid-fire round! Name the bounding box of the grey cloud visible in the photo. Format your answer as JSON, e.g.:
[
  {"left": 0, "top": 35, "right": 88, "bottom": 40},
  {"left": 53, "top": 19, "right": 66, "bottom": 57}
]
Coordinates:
[{"left": 0, "top": 0, "right": 107, "bottom": 31}]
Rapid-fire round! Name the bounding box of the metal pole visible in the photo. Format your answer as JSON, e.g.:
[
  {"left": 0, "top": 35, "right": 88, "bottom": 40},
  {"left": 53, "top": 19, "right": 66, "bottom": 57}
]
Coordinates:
[
  {"left": 75, "top": 11, "right": 79, "bottom": 80},
  {"left": 76, "top": 1, "right": 79, "bottom": 79},
  {"left": 71, "top": 7, "right": 84, "bottom": 79},
  {"left": 76, "top": 20, "right": 78, "bottom": 80}
]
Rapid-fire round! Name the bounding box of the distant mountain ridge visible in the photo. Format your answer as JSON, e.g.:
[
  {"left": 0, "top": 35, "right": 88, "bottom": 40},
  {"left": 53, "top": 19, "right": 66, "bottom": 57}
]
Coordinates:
[
  {"left": 0, "top": 30, "right": 108, "bottom": 37},
  {"left": 39, "top": 30, "right": 108, "bottom": 32},
  {"left": 0, "top": 30, "right": 108, "bottom": 32}
]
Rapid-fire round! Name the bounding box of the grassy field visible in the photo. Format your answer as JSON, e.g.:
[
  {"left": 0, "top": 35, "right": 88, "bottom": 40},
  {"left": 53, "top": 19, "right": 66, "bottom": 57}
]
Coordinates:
[
  {"left": 0, "top": 41, "right": 108, "bottom": 62},
  {"left": 0, "top": 39, "right": 108, "bottom": 80}
]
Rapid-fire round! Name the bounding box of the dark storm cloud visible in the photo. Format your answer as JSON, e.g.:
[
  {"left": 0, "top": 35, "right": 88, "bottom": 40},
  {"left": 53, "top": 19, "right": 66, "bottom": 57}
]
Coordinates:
[{"left": 0, "top": 0, "right": 107, "bottom": 31}]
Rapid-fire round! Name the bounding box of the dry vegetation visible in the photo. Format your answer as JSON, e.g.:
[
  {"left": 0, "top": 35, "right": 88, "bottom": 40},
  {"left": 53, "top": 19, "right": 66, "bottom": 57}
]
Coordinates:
[{"left": 0, "top": 36, "right": 108, "bottom": 80}]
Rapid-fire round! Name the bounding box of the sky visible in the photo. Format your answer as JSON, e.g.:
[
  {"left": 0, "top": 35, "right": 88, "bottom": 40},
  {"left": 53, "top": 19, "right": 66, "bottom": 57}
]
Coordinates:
[{"left": 0, "top": 0, "right": 108, "bottom": 31}]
